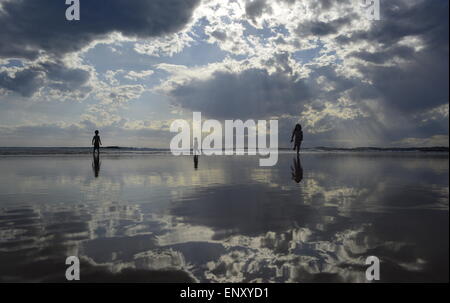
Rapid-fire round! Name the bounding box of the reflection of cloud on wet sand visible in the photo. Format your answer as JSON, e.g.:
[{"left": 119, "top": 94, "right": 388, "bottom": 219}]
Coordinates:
[
  {"left": 0, "top": 203, "right": 197, "bottom": 282},
  {"left": 0, "top": 154, "right": 448, "bottom": 282},
  {"left": 202, "top": 225, "right": 423, "bottom": 283}
]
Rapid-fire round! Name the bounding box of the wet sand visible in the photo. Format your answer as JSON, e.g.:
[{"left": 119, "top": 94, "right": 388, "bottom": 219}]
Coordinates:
[{"left": 0, "top": 153, "right": 448, "bottom": 282}]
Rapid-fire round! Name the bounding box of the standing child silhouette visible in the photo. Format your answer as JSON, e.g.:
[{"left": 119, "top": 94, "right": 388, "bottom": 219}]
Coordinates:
[
  {"left": 92, "top": 130, "right": 102, "bottom": 154},
  {"left": 290, "top": 124, "right": 303, "bottom": 155}
]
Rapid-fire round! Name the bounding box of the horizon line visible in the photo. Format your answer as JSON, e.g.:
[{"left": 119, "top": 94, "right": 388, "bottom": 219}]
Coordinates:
[{"left": 0, "top": 146, "right": 448, "bottom": 150}]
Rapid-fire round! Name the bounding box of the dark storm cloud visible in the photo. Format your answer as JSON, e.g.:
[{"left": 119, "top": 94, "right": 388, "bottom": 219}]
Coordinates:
[
  {"left": 288, "top": 0, "right": 448, "bottom": 144},
  {"left": 0, "top": 0, "right": 199, "bottom": 98},
  {"left": 210, "top": 30, "right": 227, "bottom": 42},
  {"left": 42, "top": 61, "right": 91, "bottom": 92},
  {"left": 0, "top": 61, "right": 90, "bottom": 97},
  {"left": 343, "top": 0, "right": 448, "bottom": 48},
  {"left": 357, "top": 49, "right": 448, "bottom": 114},
  {"left": 309, "top": 0, "right": 351, "bottom": 11},
  {"left": 245, "top": 0, "right": 346, "bottom": 20},
  {"left": 0, "top": 0, "right": 200, "bottom": 60},
  {"left": 245, "top": 0, "right": 271, "bottom": 22},
  {"left": 347, "top": 0, "right": 449, "bottom": 114},
  {"left": 168, "top": 68, "right": 310, "bottom": 120},
  {"left": 0, "top": 67, "right": 44, "bottom": 97},
  {"left": 296, "top": 16, "right": 353, "bottom": 37},
  {"left": 262, "top": 52, "right": 294, "bottom": 74},
  {"left": 348, "top": 45, "right": 415, "bottom": 64}
]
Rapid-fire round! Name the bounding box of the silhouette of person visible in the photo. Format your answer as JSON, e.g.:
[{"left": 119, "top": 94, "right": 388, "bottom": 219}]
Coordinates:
[
  {"left": 290, "top": 124, "right": 303, "bottom": 154},
  {"left": 193, "top": 138, "right": 200, "bottom": 170},
  {"left": 92, "top": 130, "right": 102, "bottom": 154},
  {"left": 291, "top": 155, "right": 303, "bottom": 183},
  {"left": 92, "top": 153, "right": 101, "bottom": 178}
]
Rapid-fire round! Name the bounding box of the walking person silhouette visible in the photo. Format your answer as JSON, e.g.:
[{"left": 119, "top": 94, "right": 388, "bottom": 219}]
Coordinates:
[
  {"left": 92, "top": 130, "right": 102, "bottom": 155},
  {"left": 290, "top": 124, "right": 303, "bottom": 155}
]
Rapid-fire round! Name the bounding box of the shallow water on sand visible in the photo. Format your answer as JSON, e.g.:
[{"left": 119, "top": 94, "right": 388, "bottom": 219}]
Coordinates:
[{"left": 0, "top": 153, "right": 448, "bottom": 282}]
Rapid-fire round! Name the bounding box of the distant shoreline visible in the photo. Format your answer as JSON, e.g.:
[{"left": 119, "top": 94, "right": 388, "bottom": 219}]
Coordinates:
[
  {"left": 300, "top": 146, "right": 450, "bottom": 152},
  {"left": 0, "top": 146, "right": 447, "bottom": 156}
]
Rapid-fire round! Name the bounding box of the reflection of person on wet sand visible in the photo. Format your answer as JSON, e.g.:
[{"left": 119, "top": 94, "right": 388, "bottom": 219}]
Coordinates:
[
  {"left": 193, "top": 138, "right": 200, "bottom": 170},
  {"left": 194, "top": 155, "right": 199, "bottom": 169},
  {"left": 92, "top": 153, "right": 101, "bottom": 178},
  {"left": 290, "top": 124, "right": 303, "bottom": 155},
  {"left": 291, "top": 155, "right": 303, "bottom": 183}
]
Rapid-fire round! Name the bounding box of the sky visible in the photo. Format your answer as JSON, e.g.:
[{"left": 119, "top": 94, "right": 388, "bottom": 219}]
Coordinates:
[{"left": 0, "top": 0, "right": 448, "bottom": 148}]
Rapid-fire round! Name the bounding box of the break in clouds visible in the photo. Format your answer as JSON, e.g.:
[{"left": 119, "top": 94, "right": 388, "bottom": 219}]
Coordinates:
[{"left": 0, "top": 0, "right": 448, "bottom": 148}]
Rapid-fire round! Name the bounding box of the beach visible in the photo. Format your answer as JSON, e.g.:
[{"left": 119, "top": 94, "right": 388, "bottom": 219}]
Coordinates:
[{"left": 0, "top": 152, "right": 448, "bottom": 282}]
